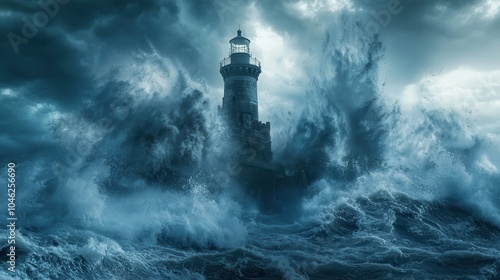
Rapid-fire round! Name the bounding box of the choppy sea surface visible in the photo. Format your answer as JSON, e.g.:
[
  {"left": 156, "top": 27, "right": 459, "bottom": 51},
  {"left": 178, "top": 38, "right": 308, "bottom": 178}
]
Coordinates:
[{"left": 2, "top": 184, "right": 499, "bottom": 279}]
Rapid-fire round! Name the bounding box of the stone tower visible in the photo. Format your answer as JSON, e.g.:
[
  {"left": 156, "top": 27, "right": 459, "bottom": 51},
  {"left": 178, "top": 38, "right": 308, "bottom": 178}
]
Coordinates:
[{"left": 220, "top": 29, "right": 272, "bottom": 162}]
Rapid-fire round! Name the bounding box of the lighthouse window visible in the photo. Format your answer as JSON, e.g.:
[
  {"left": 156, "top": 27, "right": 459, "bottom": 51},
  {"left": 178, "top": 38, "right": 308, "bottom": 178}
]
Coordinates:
[
  {"left": 230, "top": 41, "right": 250, "bottom": 54},
  {"left": 233, "top": 44, "right": 248, "bottom": 53}
]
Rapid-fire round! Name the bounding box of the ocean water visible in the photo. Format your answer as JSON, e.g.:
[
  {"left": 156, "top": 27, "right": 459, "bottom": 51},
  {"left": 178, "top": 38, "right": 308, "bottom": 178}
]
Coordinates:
[{"left": 1, "top": 21, "right": 499, "bottom": 280}]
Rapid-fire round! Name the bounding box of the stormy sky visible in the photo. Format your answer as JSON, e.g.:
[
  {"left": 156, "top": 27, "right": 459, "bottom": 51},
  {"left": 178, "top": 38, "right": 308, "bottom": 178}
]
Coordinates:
[{"left": 1, "top": 0, "right": 499, "bottom": 160}]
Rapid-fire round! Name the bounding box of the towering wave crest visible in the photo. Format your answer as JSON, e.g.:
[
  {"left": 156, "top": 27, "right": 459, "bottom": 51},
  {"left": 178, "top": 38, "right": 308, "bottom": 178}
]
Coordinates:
[
  {"left": 279, "top": 15, "right": 500, "bottom": 229},
  {"left": 278, "top": 15, "right": 389, "bottom": 182},
  {"left": 12, "top": 52, "right": 246, "bottom": 253}
]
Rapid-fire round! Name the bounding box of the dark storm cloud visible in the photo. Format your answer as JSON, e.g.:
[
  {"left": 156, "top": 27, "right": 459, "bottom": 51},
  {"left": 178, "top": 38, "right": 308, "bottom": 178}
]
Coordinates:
[
  {"left": 348, "top": 0, "right": 500, "bottom": 86},
  {"left": 0, "top": 94, "right": 57, "bottom": 159},
  {"left": 1, "top": 2, "right": 91, "bottom": 107},
  {"left": 252, "top": 0, "right": 308, "bottom": 33},
  {"left": 0, "top": 0, "right": 225, "bottom": 156},
  {"left": 251, "top": 0, "right": 499, "bottom": 89},
  {"left": 1, "top": 0, "right": 200, "bottom": 106},
  {"left": 1, "top": 0, "right": 499, "bottom": 160}
]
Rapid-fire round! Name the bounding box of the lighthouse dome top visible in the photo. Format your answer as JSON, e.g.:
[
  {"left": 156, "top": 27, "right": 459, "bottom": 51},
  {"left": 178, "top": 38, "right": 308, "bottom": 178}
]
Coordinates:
[
  {"left": 220, "top": 29, "right": 261, "bottom": 69},
  {"left": 229, "top": 29, "right": 251, "bottom": 55}
]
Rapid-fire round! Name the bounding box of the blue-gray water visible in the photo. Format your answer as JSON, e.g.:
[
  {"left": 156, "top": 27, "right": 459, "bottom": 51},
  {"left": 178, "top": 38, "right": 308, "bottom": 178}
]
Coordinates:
[{"left": 2, "top": 187, "right": 499, "bottom": 279}]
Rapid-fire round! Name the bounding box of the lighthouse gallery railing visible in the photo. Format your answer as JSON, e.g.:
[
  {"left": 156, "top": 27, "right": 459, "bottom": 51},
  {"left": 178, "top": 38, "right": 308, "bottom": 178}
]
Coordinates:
[{"left": 220, "top": 57, "right": 261, "bottom": 68}]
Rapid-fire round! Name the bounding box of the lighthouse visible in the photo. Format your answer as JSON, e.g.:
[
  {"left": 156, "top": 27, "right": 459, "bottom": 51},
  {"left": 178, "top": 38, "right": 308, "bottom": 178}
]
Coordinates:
[
  {"left": 218, "top": 30, "right": 305, "bottom": 212},
  {"left": 220, "top": 29, "right": 272, "bottom": 163}
]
